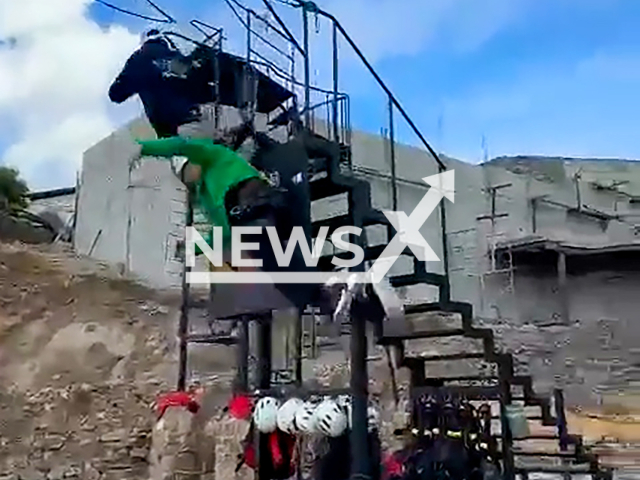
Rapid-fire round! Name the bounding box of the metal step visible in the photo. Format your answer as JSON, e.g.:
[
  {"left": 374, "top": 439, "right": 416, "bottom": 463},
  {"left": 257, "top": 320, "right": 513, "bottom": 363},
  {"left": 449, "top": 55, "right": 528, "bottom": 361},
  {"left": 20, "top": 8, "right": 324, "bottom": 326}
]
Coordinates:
[
  {"left": 388, "top": 272, "right": 447, "bottom": 288},
  {"left": 513, "top": 450, "right": 586, "bottom": 459},
  {"left": 403, "top": 352, "right": 485, "bottom": 363},
  {"left": 380, "top": 310, "right": 463, "bottom": 340},
  {"left": 427, "top": 374, "right": 499, "bottom": 385},
  {"left": 254, "top": 385, "right": 351, "bottom": 399},
  {"left": 310, "top": 178, "right": 351, "bottom": 201},
  {"left": 412, "top": 384, "right": 502, "bottom": 398},
  {"left": 515, "top": 466, "right": 594, "bottom": 474},
  {"left": 379, "top": 328, "right": 466, "bottom": 344},
  {"left": 186, "top": 333, "right": 238, "bottom": 346}
]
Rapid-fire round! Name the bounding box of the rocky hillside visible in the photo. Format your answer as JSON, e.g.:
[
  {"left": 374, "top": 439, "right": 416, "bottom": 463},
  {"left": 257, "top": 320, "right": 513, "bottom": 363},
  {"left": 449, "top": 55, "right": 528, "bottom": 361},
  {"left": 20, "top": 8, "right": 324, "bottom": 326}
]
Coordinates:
[{"left": 0, "top": 242, "right": 184, "bottom": 480}]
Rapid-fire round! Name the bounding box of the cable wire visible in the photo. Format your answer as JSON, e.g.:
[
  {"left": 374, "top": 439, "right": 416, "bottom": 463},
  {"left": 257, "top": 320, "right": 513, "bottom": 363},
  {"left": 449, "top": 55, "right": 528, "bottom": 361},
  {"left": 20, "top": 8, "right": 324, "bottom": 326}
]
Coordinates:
[
  {"left": 94, "top": 0, "right": 175, "bottom": 23},
  {"left": 145, "top": 0, "right": 176, "bottom": 23}
]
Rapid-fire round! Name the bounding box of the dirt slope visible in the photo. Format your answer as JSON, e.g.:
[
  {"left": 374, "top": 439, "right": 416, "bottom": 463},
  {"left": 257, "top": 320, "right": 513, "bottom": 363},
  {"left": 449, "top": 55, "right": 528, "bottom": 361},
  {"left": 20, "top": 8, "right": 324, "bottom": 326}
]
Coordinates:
[{"left": 0, "top": 242, "right": 188, "bottom": 479}]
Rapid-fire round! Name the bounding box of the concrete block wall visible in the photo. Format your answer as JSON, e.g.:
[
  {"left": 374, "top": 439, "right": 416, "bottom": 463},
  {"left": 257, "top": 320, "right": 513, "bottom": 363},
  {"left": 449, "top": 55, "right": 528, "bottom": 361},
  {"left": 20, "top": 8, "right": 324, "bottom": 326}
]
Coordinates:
[
  {"left": 28, "top": 194, "right": 76, "bottom": 225},
  {"left": 450, "top": 159, "right": 640, "bottom": 407}
]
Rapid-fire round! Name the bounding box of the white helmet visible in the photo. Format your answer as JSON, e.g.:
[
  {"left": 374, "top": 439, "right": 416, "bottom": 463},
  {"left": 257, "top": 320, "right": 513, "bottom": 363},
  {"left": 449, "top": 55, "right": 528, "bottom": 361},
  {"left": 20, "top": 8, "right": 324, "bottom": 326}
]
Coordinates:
[
  {"left": 313, "top": 399, "right": 348, "bottom": 437},
  {"left": 294, "top": 401, "right": 317, "bottom": 434},
  {"left": 277, "top": 398, "right": 304, "bottom": 434},
  {"left": 253, "top": 397, "right": 281, "bottom": 433}
]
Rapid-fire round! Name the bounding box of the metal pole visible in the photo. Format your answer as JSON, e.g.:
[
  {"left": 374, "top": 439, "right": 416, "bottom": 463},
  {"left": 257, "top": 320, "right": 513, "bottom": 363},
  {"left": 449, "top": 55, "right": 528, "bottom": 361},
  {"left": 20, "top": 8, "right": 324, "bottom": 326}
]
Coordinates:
[
  {"left": 302, "top": 5, "right": 311, "bottom": 128},
  {"left": 332, "top": 22, "right": 339, "bottom": 143},
  {"left": 557, "top": 251, "right": 569, "bottom": 325},
  {"left": 438, "top": 176, "right": 451, "bottom": 302},
  {"left": 348, "top": 184, "right": 372, "bottom": 480},
  {"left": 499, "top": 354, "right": 515, "bottom": 480},
  {"left": 256, "top": 315, "right": 272, "bottom": 389},
  {"left": 350, "top": 307, "right": 371, "bottom": 480},
  {"left": 294, "top": 309, "right": 303, "bottom": 385},
  {"left": 259, "top": 0, "right": 305, "bottom": 56},
  {"left": 314, "top": 9, "right": 445, "bottom": 170},
  {"left": 177, "top": 194, "right": 194, "bottom": 391},
  {"left": 208, "top": 33, "right": 222, "bottom": 321},
  {"left": 554, "top": 388, "right": 569, "bottom": 451},
  {"left": 256, "top": 314, "right": 272, "bottom": 480},
  {"left": 308, "top": 8, "right": 452, "bottom": 282},
  {"left": 388, "top": 97, "right": 398, "bottom": 210},
  {"left": 245, "top": 10, "right": 253, "bottom": 121},
  {"left": 290, "top": 44, "right": 296, "bottom": 110},
  {"left": 235, "top": 319, "right": 249, "bottom": 392},
  {"left": 246, "top": 9, "right": 252, "bottom": 63},
  {"left": 214, "top": 32, "right": 222, "bottom": 130}
]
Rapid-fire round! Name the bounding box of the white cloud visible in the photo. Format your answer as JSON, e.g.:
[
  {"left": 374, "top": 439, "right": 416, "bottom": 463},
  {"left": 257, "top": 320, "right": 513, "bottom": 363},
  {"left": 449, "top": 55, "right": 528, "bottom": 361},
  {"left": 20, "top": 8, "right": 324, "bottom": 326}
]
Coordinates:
[
  {"left": 315, "top": 0, "right": 527, "bottom": 61},
  {"left": 0, "top": 0, "right": 140, "bottom": 190}
]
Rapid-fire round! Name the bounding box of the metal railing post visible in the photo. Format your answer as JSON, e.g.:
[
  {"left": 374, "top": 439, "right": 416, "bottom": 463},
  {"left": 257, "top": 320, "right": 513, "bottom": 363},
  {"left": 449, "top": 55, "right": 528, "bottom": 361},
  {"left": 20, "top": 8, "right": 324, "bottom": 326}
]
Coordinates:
[
  {"left": 302, "top": 5, "right": 311, "bottom": 128},
  {"left": 332, "top": 22, "right": 339, "bottom": 143},
  {"left": 388, "top": 97, "right": 398, "bottom": 210}
]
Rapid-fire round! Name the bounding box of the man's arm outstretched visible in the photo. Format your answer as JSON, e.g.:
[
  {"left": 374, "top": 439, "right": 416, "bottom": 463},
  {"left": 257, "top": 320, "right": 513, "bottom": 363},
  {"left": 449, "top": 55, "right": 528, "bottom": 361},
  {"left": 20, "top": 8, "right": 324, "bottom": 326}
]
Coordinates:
[{"left": 109, "top": 56, "right": 138, "bottom": 104}]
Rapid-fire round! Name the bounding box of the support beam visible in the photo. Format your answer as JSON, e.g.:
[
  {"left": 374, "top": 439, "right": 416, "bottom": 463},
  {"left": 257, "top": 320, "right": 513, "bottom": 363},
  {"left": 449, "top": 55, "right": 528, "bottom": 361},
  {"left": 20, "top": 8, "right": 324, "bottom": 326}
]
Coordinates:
[
  {"left": 498, "top": 354, "right": 516, "bottom": 480},
  {"left": 332, "top": 22, "right": 339, "bottom": 143},
  {"left": 557, "top": 251, "right": 569, "bottom": 325},
  {"left": 256, "top": 314, "right": 272, "bottom": 480},
  {"left": 349, "top": 306, "right": 371, "bottom": 480},
  {"left": 235, "top": 320, "right": 249, "bottom": 392},
  {"left": 177, "top": 193, "right": 194, "bottom": 391},
  {"left": 302, "top": 6, "right": 311, "bottom": 128},
  {"left": 388, "top": 97, "right": 398, "bottom": 211}
]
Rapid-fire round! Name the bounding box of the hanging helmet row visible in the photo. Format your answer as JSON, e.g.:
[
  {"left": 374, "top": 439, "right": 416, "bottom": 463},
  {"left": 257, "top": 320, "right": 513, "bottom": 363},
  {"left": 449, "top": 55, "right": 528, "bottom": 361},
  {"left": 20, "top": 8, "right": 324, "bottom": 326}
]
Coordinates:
[{"left": 252, "top": 395, "right": 380, "bottom": 437}]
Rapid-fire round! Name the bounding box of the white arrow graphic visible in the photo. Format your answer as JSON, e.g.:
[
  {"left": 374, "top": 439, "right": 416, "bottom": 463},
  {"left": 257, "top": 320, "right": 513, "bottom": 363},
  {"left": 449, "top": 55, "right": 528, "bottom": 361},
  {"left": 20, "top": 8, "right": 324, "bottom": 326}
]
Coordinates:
[{"left": 368, "top": 170, "right": 455, "bottom": 283}]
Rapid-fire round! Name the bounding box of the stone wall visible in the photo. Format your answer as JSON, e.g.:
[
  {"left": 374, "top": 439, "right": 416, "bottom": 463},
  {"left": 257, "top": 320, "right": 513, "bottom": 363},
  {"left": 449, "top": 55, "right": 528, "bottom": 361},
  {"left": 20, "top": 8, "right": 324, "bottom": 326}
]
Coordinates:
[{"left": 0, "top": 383, "right": 156, "bottom": 480}]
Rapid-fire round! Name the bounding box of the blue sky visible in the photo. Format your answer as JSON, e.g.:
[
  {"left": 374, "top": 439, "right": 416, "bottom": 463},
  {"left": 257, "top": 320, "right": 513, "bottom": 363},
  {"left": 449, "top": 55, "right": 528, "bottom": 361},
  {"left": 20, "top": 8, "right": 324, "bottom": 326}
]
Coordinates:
[{"left": 2, "top": 0, "right": 640, "bottom": 189}]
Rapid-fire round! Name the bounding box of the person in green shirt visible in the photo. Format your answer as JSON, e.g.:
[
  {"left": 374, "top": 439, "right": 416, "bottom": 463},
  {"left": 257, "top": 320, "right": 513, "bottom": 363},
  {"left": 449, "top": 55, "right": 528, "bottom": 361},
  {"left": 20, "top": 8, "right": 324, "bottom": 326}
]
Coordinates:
[{"left": 130, "top": 132, "right": 321, "bottom": 311}]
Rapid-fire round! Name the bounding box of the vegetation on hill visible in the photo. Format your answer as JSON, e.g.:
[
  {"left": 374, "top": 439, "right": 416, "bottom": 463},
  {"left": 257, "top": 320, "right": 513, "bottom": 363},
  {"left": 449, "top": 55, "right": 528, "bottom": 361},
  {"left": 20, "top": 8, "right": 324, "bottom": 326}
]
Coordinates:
[{"left": 0, "top": 166, "right": 29, "bottom": 211}]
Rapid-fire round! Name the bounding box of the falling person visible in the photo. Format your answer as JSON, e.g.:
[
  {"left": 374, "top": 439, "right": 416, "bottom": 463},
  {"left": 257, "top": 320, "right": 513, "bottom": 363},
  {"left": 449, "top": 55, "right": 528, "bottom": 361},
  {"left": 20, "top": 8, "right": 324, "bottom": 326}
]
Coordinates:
[{"left": 130, "top": 134, "right": 323, "bottom": 312}]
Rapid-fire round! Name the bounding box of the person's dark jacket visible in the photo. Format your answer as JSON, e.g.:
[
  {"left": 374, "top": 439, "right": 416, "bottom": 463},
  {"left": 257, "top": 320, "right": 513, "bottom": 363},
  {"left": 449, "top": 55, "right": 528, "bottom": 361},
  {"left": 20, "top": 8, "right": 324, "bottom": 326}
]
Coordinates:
[{"left": 108, "top": 38, "right": 200, "bottom": 137}]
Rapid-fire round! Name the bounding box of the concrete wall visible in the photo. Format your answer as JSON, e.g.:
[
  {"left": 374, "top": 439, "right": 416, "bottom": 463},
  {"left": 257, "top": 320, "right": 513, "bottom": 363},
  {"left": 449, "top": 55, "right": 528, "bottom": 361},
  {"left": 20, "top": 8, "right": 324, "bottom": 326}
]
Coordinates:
[
  {"left": 75, "top": 109, "right": 289, "bottom": 290},
  {"left": 75, "top": 117, "right": 187, "bottom": 288},
  {"left": 446, "top": 159, "right": 640, "bottom": 406},
  {"left": 28, "top": 194, "right": 76, "bottom": 225}
]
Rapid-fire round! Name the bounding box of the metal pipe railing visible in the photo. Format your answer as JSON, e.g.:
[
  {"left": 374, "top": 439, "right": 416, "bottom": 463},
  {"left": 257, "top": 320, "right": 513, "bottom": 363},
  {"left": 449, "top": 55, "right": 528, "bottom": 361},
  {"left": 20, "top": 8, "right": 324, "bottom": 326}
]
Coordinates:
[
  {"left": 302, "top": 6, "right": 311, "bottom": 127},
  {"left": 332, "top": 22, "right": 339, "bottom": 143},
  {"left": 298, "top": 4, "right": 446, "bottom": 171},
  {"left": 224, "top": 0, "right": 293, "bottom": 61},
  {"left": 260, "top": 0, "right": 305, "bottom": 56},
  {"left": 388, "top": 98, "right": 398, "bottom": 210}
]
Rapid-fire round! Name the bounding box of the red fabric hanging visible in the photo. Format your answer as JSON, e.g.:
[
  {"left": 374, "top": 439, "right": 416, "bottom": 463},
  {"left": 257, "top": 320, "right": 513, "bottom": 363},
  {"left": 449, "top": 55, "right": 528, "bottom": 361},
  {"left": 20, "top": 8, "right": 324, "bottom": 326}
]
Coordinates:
[
  {"left": 155, "top": 391, "right": 200, "bottom": 419},
  {"left": 228, "top": 394, "right": 254, "bottom": 420}
]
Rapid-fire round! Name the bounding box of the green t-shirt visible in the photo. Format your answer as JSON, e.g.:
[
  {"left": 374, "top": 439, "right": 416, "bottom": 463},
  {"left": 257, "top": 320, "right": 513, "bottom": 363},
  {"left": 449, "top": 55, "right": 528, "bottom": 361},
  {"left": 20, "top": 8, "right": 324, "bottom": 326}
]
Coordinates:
[{"left": 137, "top": 136, "right": 263, "bottom": 251}]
